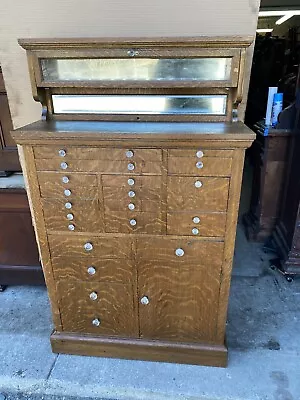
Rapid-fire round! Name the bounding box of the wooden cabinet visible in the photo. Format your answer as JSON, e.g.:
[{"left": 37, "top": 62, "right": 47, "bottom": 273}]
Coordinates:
[{"left": 12, "top": 37, "right": 255, "bottom": 367}]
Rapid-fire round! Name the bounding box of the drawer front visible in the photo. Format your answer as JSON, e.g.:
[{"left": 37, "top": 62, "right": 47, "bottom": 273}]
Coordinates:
[
  {"left": 38, "top": 172, "right": 97, "bottom": 199},
  {"left": 36, "top": 159, "right": 98, "bottom": 172},
  {"left": 137, "top": 237, "right": 224, "bottom": 266},
  {"left": 34, "top": 146, "right": 162, "bottom": 161},
  {"left": 42, "top": 198, "right": 102, "bottom": 232},
  {"left": 48, "top": 235, "right": 133, "bottom": 259},
  {"left": 168, "top": 149, "right": 233, "bottom": 158},
  {"left": 167, "top": 176, "right": 229, "bottom": 212},
  {"left": 52, "top": 257, "right": 133, "bottom": 283},
  {"left": 102, "top": 175, "right": 162, "bottom": 189},
  {"left": 57, "top": 281, "right": 137, "bottom": 336},
  {"left": 105, "top": 212, "right": 163, "bottom": 234},
  {"left": 167, "top": 212, "right": 226, "bottom": 237},
  {"left": 168, "top": 156, "right": 232, "bottom": 176}
]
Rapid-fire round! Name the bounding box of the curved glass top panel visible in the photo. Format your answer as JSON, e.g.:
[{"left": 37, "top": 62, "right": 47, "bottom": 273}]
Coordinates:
[{"left": 41, "top": 58, "right": 232, "bottom": 82}]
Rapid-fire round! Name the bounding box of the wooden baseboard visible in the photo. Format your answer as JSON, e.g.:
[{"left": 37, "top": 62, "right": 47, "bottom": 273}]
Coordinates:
[{"left": 51, "top": 331, "right": 228, "bottom": 367}]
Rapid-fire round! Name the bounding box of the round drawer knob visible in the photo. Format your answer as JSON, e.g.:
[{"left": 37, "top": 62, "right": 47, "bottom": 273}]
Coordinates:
[
  {"left": 60, "top": 162, "right": 68, "bottom": 170},
  {"left": 196, "top": 161, "right": 204, "bottom": 169},
  {"left": 62, "top": 176, "right": 69, "bottom": 184},
  {"left": 128, "top": 178, "right": 135, "bottom": 186},
  {"left": 128, "top": 190, "right": 135, "bottom": 198},
  {"left": 65, "top": 202, "right": 72, "bottom": 209},
  {"left": 140, "top": 296, "right": 149, "bottom": 305},
  {"left": 68, "top": 224, "right": 75, "bottom": 231},
  {"left": 84, "top": 242, "right": 93, "bottom": 251},
  {"left": 66, "top": 213, "right": 74, "bottom": 221},
  {"left": 193, "top": 216, "right": 200, "bottom": 224},
  {"left": 92, "top": 318, "right": 101, "bottom": 327},
  {"left": 128, "top": 163, "right": 135, "bottom": 171},
  {"left": 87, "top": 266, "right": 96, "bottom": 275},
  {"left": 64, "top": 189, "right": 71, "bottom": 197},
  {"left": 126, "top": 150, "right": 134, "bottom": 158},
  {"left": 58, "top": 149, "right": 66, "bottom": 157},
  {"left": 175, "top": 248, "right": 185, "bottom": 257},
  {"left": 128, "top": 203, "right": 135, "bottom": 210},
  {"left": 196, "top": 150, "right": 204, "bottom": 158},
  {"left": 194, "top": 180, "right": 203, "bottom": 188},
  {"left": 192, "top": 228, "right": 199, "bottom": 235},
  {"left": 89, "top": 291, "right": 98, "bottom": 301},
  {"left": 130, "top": 219, "right": 137, "bottom": 226}
]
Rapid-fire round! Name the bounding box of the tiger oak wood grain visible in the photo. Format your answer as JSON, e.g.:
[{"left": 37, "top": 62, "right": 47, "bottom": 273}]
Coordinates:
[
  {"left": 104, "top": 211, "right": 163, "bottom": 234},
  {"left": 168, "top": 156, "right": 232, "bottom": 176}
]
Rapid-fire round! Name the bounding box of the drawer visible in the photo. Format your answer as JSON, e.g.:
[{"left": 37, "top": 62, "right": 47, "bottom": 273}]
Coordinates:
[
  {"left": 105, "top": 211, "right": 163, "bottom": 234},
  {"left": 167, "top": 212, "right": 226, "bottom": 237},
  {"left": 57, "top": 281, "right": 137, "bottom": 336},
  {"left": 167, "top": 176, "right": 229, "bottom": 212},
  {"left": 168, "top": 149, "right": 233, "bottom": 158},
  {"left": 42, "top": 198, "right": 102, "bottom": 232},
  {"left": 36, "top": 159, "right": 98, "bottom": 172},
  {"left": 38, "top": 172, "right": 97, "bottom": 199},
  {"left": 102, "top": 175, "right": 162, "bottom": 189},
  {"left": 34, "top": 146, "right": 162, "bottom": 161},
  {"left": 48, "top": 234, "right": 133, "bottom": 259},
  {"left": 98, "top": 160, "right": 162, "bottom": 175},
  {"left": 137, "top": 237, "right": 224, "bottom": 266},
  {"left": 168, "top": 156, "right": 232, "bottom": 176},
  {"left": 52, "top": 257, "right": 133, "bottom": 283}
]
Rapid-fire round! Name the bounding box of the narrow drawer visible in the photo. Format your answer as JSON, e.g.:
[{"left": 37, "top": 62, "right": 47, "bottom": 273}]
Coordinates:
[
  {"left": 42, "top": 198, "right": 102, "bottom": 233},
  {"left": 105, "top": 211, "right": 163, "bottom": 234},
  {"left": 167, "top": 176, "right": 229, "bottom": 212},
  {"left": 52, "top": 257, "right": 133, "bottom": 283},
  {"left": 35, "top": 159, "right": 98, "bottom": 172},
  {"left": 48, "top": 234, "right": 133, "bottom": 259},
  {"left": 137, "top": 237, "right": 224, "bottom": 265},
  {"left": 168, "top": 149, "right": 233, "bottom": 158},
  {"left": 98, "top": 160, "right": 162, "bottom": 175},
  {"left": 168, "top": 156, "right": 232, "bottom": 176},
  {"left": 167, "top": 212, "right": 227, "bottom": 237},
  {"left": 57, "top": 281, "right": 137, "bottom": 336},
  {"left": 102, "top": 175, "right": 162, "bottom": 189},
  {"left": 38, "top": 172, "right": 97, "bottom": 199}
]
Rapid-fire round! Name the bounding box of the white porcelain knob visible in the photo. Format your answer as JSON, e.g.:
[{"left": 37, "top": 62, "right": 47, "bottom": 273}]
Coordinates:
[
  {"left": 84, "top": 242, "right": 93, "bottom": 251},
  {"left": 194, "top": 180, "right": 203, "bottom": 188},
  {"left": 58, "top": 149, "right": 66, "bottom": 157},
  {"left": 89, "top": 291, "right": 98, "bottom": 301},
  {"left": 126, "top": 150, "right": 134, "bottom": 158},
  {"left": 196, "top": 150, "right": 204, "bottom": 158},
  {"left": 65, "top": 202, "right": 72, "bottom": 209},
  {"left": 60, "top": 162, "right": 68, "bottom": 170},
  {"left": 140, "top": 296, "right": 149, "bottom": 305},
  {"left": 92, "top": 318, "right": 101, "bottom": 327},
  {"left": 128, "top": 203, "right": 135, "bottom": 210},
  {"left": 87, "top": 266, "right": 96, "bottom": 275},
  {"left": 68, "top": 224, "right": 75, "bottom": 231},
  {"left": 62, "top": 176, "right": 69, "bottom": 184},
  {"left": 196, "top": 161, "right": 204, "bottom": 169},
  {"left": 192, "top": 228, "right": 199, "bottom": 235},
  {"left": 128, "top": 178, "right": 135, "bottom": 186},
  {"left": 64, "top": 189, "right": 71, "bottom": 197},
  {"left": 66, "top": 213, "right": 74, "bottom": 221},
  {"left": 193, "top": 216, "right": 200, "bottom": 224},
  {"left": 128, "top": 163, "right": 135, "bottom": 171},
  {"left": 128, "top": 191, "right": 135, "bottom": 198},
  {"left": 175, "top": 248, "right": 185, "bottom": 257},
  {"left": 130, "top": 219, "right": 137, "bottom": 226}
]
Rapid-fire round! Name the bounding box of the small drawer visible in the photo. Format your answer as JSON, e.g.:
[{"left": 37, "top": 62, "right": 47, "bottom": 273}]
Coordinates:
[
  {"left": 38, "top": 172, "right": 97, "bottom": 199},
  {"left": 105, "top": 211, "right": 163, "bottom": 234},
  {"left": 42, "top": 198, "right": 102, "bottom": 233},
  {"left": 168, "top": 149, "right": 233, "bottom": 158},
  {"left": 168, "top": 156, "right": 232, "bottom": 176},
  {"left": 99, "top": 160, "right": 162, "bottom": 175},
  {"left": 57, "top": 281, "right": 136, "bottom": 336},
  {"left": 167, "top": 212, "right": 226, "bottom": 237},
  {"left": 102, "top": 175, "right": 162, "bottom": 189},
  {"left": 52, "top": 257, "right": 134, "bottom": 283},
  {"left": 48, "top": 234, "right": 133, "bottom": 259},
  {"left": 137, "top": 237, "right": 224, "bottom": 266},
  {"left": 35, "top": 159, "right": 98, "bottom": 172},
  {"left": 167, "top": 176, "right": 229, "bottom": 212}
]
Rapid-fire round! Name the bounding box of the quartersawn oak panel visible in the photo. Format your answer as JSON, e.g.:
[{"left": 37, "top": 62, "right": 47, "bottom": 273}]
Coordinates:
[
  {"left": 138, "top": 261, "right": 221, "bottom": 342},
  {"left": 48, "top": 234, "right": 133, "bottom": 259},
  {"left": 104, "top": 211, "right": 163, "bottom": 234},
  {"left": 52, "top": 257, "right": 134, "bottom": 283},
  {"left": 168, "top": 157, "right": 232, "bottom": 176},
  {"left": 137, "top": 237, "right": 224, "bottom": 266},
  {"left": 167, "top": 176, "right": 229, "bottom": 212},
  {"left": 167, "top": 212, "right": 226, "bottom": 237},
  {"left": 57, "top": 281, "right": 137, "bottom": 337}
]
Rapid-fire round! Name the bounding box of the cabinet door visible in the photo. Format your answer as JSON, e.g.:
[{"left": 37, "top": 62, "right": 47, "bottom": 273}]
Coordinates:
[{"left": 138, "top": 261, "right": 222, "bottom": 343}]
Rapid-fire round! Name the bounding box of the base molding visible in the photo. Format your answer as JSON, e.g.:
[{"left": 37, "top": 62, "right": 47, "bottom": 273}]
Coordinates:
[{"left": 51, "top": 331, "right": 228, "bottom": 367}]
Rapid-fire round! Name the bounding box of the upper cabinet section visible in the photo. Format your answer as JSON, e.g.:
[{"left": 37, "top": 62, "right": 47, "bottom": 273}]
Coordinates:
[{"left": 18, "top": 37, "right": 253, "bottom": 122}]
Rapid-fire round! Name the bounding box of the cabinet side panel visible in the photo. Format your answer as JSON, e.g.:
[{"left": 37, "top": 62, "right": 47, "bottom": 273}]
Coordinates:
[
  {"left": 18, "top": 144, "right": 62, "bottom": 329},
  {"left": 216, "top": 148, "right": 245, "bottom": 342}
]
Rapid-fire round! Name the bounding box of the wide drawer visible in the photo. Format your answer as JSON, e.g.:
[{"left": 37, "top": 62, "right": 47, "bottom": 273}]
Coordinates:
[
  {"left": 102, "top": 174, "right": 162, "bottom": 189},
  {"left": 137, "top": 237, "right": 224, "bottom": 266},
  {"left": 167, "top": 176, "right": 229, "bottom": 212},
  {"left": 48, "top": 235, "right": 133, "bottom": 259},
  {"left": 167, "top": 212, "right": 226, "bottom": 237},
  {"left": 168, "top": 156, "right": 232, "bottom": 176},
  {"left": 57, "top": 281, "right": 137, "bottom": 336},
  {"left": 52, "top": 257, "right": 133, "bottom": 283},
  {"left": 105, "top": 211, "right": 163, "bottom": 234},
  {"left": 168, "top": 149, "right": 233, "bottom": 158}
]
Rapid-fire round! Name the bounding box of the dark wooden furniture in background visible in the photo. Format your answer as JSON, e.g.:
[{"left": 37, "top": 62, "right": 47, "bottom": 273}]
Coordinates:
[{"left": 243, "top": 127, "right": 291, "bottom": 242}]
